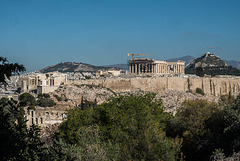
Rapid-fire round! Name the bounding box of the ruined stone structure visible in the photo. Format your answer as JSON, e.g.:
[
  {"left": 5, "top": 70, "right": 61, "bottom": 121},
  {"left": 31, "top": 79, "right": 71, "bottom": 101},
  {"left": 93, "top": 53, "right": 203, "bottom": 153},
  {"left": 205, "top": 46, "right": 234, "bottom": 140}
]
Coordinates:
[
  {"left": 24, "top": 107, "right": 66, "bottom": 128},
  {"left": 70, "top": 76, "right": 240, "bottom": 96},
  {"left": 18, "top": 72, "right": 67, "bottom": 94},
  {"left": 128, "top": 58, "right": 185, "bottom": 75}
]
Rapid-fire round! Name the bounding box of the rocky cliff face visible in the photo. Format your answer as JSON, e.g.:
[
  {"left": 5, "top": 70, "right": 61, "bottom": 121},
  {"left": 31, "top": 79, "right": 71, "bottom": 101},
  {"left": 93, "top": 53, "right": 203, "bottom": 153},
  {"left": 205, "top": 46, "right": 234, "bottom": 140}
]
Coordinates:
[
  {"left": 50, "top": 84, "right": 116, "bottom": 109},
  {"left": 51, "top": 84, "right": 219, "bottom": 114}
]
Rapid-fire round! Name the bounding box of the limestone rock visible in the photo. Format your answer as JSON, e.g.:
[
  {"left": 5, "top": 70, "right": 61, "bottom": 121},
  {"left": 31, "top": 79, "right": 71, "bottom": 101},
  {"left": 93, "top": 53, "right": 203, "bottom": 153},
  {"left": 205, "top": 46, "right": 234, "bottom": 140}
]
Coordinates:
[
  {"left": 157, "top": 89, "right": 218, "bottom": 114},
  {"left": 50, "top": 84, "right": 116, "bottom": 109}
]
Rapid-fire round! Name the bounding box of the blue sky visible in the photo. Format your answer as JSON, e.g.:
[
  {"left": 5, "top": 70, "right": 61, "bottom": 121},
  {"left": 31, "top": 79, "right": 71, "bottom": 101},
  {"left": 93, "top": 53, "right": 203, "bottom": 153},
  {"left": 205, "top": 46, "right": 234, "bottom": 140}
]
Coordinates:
[{"left": 0, "top": 0, "right": 240, "bottom": 72}]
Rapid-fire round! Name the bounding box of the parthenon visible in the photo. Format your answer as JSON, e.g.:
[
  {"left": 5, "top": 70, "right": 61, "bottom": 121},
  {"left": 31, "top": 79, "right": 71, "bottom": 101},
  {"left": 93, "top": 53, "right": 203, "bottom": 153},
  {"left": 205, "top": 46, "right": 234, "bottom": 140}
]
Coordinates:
[{"left": 128, "top": 58, "right": 185, "bottom": 75}]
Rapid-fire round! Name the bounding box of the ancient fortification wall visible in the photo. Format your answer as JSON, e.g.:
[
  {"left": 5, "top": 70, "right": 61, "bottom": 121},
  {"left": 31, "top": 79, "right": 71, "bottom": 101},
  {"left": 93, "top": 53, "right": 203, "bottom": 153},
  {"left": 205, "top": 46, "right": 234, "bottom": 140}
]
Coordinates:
[{"left": 69, "top": 76, "right": 240, "bottom": 96}]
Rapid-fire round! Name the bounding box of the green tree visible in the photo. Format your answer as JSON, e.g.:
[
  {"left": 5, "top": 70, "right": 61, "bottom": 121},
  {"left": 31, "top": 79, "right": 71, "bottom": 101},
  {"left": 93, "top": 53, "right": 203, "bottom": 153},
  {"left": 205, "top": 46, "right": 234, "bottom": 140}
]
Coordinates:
[
  {"left": 0, "top": 98, "right": 45, "bottom": 160},
  {"left": 36, "top": 93, "right": 56, "bottom": 107},
  {"left": 19, "top": 92, "right": 36, "bottom": 106},
  {"left": 79, "top": 96, "right": 97, "bottom": 110},
  {"left": 0, "top": 58, "right": 46, "bottom": 160},
  {"left": 218, "top": 93, "right": 235, "bottom": 108},
  {"left": 58, "top": 94, "right": 183, "bottom": 161},
  {"left": 38, "top": 93, "right": 50, "bottom": 98},
  {"left": 48, "top": 126, "right": 119, "bottom": 161},
  {"left": 205, "top": 93, "right": 240, "bottom": 158},
  {"left": 196, "top": 67, "right": 204, "bottom": 77},
  {"left": 37, "top": 97, "right": 56, "bottom": 107},
  {"left": 166, "top": 99, "right": 220, "bottom": 161},
  {"left": 196, "top": 87, "right": 204, "bottom": 95},
  {"left": 0, "top": 57, "right": 25, "bottom": 85}
]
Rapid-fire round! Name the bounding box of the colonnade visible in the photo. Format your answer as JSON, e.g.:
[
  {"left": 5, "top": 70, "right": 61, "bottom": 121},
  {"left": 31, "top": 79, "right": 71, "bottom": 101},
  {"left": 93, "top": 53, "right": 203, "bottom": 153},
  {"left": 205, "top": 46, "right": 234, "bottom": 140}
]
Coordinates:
[
  {"left": 129, "top": 63, "right": 155, "bottom": 74},
  {"left": 129, "top": 60, "right": 185, "bottom": 75}
]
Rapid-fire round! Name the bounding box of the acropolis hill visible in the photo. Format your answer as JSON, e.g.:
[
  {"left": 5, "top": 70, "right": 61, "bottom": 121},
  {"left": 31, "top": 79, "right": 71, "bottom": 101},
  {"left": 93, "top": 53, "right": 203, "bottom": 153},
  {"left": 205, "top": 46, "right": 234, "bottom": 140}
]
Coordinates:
[
  {"left": 16, "top": 52, "right": 240, "bottom": 97},
  {"left": 3, "top": 53, "right": 240, "bottom": 128}
]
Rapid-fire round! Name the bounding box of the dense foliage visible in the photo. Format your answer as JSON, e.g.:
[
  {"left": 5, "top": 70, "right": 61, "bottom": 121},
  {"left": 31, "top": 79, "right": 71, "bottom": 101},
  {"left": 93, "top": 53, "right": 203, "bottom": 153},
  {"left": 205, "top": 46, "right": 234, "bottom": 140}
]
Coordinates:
[
  {"left": 167, "top": 100, "right": 220, "bottom": 160},
  {"left": 19, "top": 92, "right": 37, "bottom": 106},
  {"left": 57, "top": 94, "right": 183, "bottom": 160},
  {"left": 205, "top": 94, "right": 240, "bottom": 157},
  {"left": 37, "top": 93, "right": 56, "bottom": 107},
  {"left": 2, "top": 92, "right": 240, "bottom": 160},
  {"left": 0, "top": 98, "right": 45, "bottom": 160},
  {"left": 167, "top": 94, "right": 240, "bottom": 161},
  {"left": 186, "top": 66, "right": 240, "bottom": 76},
  {"left": 195, "top": 67, "right": 204, "bottom": 77},
  {"left": 19, "top": 92, "right": 56, "bottom": 107}
]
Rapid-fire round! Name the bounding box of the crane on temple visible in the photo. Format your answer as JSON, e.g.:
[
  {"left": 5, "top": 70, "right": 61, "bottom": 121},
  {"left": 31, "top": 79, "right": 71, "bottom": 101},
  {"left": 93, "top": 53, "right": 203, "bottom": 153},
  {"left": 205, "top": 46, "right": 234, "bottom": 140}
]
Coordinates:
[{"left": 127, "top": 53, "right": 152, "bottom": 60}]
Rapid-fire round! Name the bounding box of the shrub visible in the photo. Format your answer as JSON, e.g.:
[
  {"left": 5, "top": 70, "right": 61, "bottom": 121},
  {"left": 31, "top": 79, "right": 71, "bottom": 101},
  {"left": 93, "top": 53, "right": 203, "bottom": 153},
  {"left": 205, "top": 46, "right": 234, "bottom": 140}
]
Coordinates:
[
  {"left": 43, "top": 93, "right": 50, "bottom": 98},
  {"left": 19, "top": 93, "right": 36, "bottom": 106},
  {"left": 37, "top": 98, "right": 56, "bottom": 107},
  {"left": 85, "top": 76, "right": 91, "bottom": 79},
  {"left": 38, "top": 93, "right": 50, "bottom": 98},
  {"left": 196, "top": 87, "right": 204, "bottom": 95},
  {"left": 54, "top": 95, "right": 63, "bottom": 101},
  {"left": 27, "top": 105, "right": 36, "bottom": 111},
  {"left": 219, "top": 94, "right": 235, "bottom": 107}
]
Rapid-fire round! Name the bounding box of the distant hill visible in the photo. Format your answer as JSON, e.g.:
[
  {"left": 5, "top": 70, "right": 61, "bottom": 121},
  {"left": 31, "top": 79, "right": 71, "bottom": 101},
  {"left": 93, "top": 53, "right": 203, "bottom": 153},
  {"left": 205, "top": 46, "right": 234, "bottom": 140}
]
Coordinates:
[
  {"left": 165, "top": 55, "right": 240, "bottom": 69},
  {"left": 40, "top": 62, "right": 117, "bottom": 73},
  {"left": 104, "top": 64, "right": 128, "bottom": 70},
  {"left": 186, "top": 52, "right": 228, "bottom": 69},
  {"left": 165, "top": 55, "right": 195, "bottom": 66},
  {"left": 185, "top": 52, "right": 240, "bottom": 76}
]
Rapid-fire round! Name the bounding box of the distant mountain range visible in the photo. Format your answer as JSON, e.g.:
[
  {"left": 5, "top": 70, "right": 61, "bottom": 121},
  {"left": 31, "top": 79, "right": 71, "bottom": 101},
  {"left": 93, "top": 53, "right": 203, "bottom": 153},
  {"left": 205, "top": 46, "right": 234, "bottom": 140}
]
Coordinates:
[
  {"left": 104, "top": 64, "right": 129, "bottom": 70},
  {"left": 224, "top": 60, "right": 240, "bottom": 69},
  {"left": 165, "top": 55, "right": 195, "bottom": 66}
]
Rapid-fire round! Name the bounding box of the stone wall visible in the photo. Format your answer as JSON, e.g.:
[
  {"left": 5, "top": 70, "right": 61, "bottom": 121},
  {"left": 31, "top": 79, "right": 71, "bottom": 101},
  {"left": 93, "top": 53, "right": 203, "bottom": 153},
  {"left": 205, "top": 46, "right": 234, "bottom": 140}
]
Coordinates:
[{"left": 68, "top": 76, "right": 240, "bottom": 96}]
